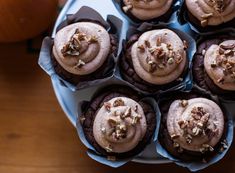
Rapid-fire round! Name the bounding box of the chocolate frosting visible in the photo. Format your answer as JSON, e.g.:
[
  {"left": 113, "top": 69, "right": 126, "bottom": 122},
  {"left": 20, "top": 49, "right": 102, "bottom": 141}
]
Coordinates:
[
  {"left": 204, "top": 40, "right": 235, "bottom": 91},
  {"left": 131, "top": 29, "right": 187, "bottom": 85},
  {"left": 186, "top": 0, "right": 235, "bottom": 26},
  {"left": 53, "top": 22, "right": 111, "bottom": 75},
  {"left": 167, "top": 98, "right": 224, "bottom": 152},
  {"left": 123, "top": 0, "right": 173, "bottom": 20},
  {"left": 93, "top": 97, "right": 147, "bottom": 153}
]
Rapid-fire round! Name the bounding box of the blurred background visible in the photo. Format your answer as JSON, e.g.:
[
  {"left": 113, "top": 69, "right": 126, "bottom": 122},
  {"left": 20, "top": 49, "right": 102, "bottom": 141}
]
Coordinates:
[{"left": 0, "top": 1, "right": 235, "bottom": 173}]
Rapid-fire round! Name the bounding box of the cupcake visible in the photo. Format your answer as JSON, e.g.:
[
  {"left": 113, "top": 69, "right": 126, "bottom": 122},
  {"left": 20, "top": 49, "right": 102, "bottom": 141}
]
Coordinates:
[
  {"left": 120, "top": 0, "right": 174, "bottom": 22},
  {"left": 52, "top": 21, "right": 117, "bottom": 85},
  {"left": 193, "top": 35, "right": 235, "bottom": 99},
  {"left": 158, "top": 91, "right": 229, "bottom": 162},
  {"left": 80, "top": 86, "right": 156, "bottom": 159},
  {"left": 184, "top": 0, "right": 235, "bottom": 31},
  {"left": 120, "top": 28, "right": 189, "bottom": 93}
]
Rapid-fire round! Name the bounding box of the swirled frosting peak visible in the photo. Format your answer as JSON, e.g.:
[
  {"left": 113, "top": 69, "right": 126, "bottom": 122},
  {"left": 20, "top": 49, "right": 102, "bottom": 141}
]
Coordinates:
[
  {"left": 204, "top": 40, "right": 235, "bottom": 91},
  {"left": 131, "top": 29, "right": 187, "bottom": 85},
  {"left": 123, "top": 0, "right": 173, "bottom": 20},
  {"left": 53, "top": 22, "right": 110, "bottom": 75},
  {"left": 186, "top": 0, "right": 235, "bottom": 27},
  {"left": 167, "top": 98, "right": 224, "bottom": 152},
  {"left": 93, "top": 97, "right": 147, "bottom": 153}
]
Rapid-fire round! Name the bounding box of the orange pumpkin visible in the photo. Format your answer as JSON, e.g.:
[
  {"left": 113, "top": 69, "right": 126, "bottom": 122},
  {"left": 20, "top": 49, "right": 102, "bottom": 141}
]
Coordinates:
[{"left": 0, "top": 0, "right": 58, "bottom": 42}]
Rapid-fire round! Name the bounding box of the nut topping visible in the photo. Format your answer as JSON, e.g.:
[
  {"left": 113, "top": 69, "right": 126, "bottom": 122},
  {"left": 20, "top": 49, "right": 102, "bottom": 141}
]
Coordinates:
[
  {"left": 101, "top": 127, "right": 106, "bottom": 134},
  {"left": 202, "top": 13, "right": 213, "bottom": 19},
  {"left": 104, "top": 102, "right": 111, "bottom": 111},
  {"left": 105, "top": 145, "right": 113, "bottom": 152},
  {"left": 75, "top": 59, "right": 85, "bottom": 69},
  {"left": 122, "top": 4, "right": 133, "bottom": 13},
  {"left": 107, "top": 156, "right": 116, "bottom": 161},
  {"left": 201, "top": 19, "right": 208, "bottom": 27},
  {"left": 145, "top": 40, "right": 151, "bottom": 48},
  {"left": 147, "top": 60, "right": 157, "bottom": 73},
  {"left": 79, "top": 116, "right": 86, "bottom": 125},
  {"left": 211, "top": 61, "right": 217, "bottom": 68},
  {"left": 121, "top": 107, "right": 132, "bottom": 119},
  {"left": 217, "top": 77, "right": 224, "bottom": 84},
  {"left": 170, "top": 134, "right": 180, "bottom": 139},
  {"left": 183, "top": 40, "right": 188, "bottom": 50},
  {"left": 61, "top": 29, "right": 97, "bottom": 57},
  {"left": 138, "top": 45, "right": 145, "bottom": 52},
  {"left": 113, "top": 99, "right": 125, "bottom": 107},
  {"left": 156, "top": 37, "right": 162, "bottom": 46},
  {"left": 167, "top": 57, "right": 174, "bottom": 65},
  {"left": 131, "top": 114, "right": 142, "bottom": 125},
  {"left": 180, "top": 100, "right": 188, "bottom": 107}
]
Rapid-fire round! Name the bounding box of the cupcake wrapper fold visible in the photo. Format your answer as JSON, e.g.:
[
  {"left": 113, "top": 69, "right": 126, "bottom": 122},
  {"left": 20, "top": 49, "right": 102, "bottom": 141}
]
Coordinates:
[
  {"left": 117, "top": 22, "right": 196, "bottom": 95},
  {"left": 76, "top": 83, "right": 160, "bottom": 167},
  {"left": 112, "top": 0, "right": 181, "bottom": 25},
  {"left": 156, "top": 86, "right": 234, "bottom": 172},
  {"left": 38, "top": 6, "right": 122, "bottom": 91}
]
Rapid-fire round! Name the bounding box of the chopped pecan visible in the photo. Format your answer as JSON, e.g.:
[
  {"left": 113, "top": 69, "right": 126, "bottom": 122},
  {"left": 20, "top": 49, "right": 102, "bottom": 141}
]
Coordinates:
[
  {"left": 104, "top": 102, "right": 111, "bottom": 111},
  {"left": 201, "top": 19, "right": 208, "bottom": 27},
  {"left": 145, "top": 40, "right": 151, "bottom": 48},
  {"left": 122, "top": 4, "right": 133, "bottom": 13},
  {"left": 180, "top": 100, "right": 188, "bottom": 107},
  {"left": 138, "top": 45, "right": 145, "bottom": 52},
  {"left": 113, "top": 98, "right": 125, "bottom": 107},
  {"left": 156, "top": 37, "right": 162, "bottom": 46}
]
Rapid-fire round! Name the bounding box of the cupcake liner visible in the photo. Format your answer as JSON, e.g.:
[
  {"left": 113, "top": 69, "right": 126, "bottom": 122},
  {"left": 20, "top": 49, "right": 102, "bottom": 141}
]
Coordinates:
[
  {"left": 112, "top": 0, "right": 181, "bottom": 25},
  {"left": 116, "top": 21, "right": 196, "bottom": 95},
  {"left": 38, "top": 6, "right": 122, "bottom": 91},
  {"left": 75, "top": 83, "right": 160, "bottom": 167},
  {"left": 178, "top": 0, "right": 235, "bottom": 34},
  {"left": 156, "top": 85, "right": 234, "bottom": 171},
  {"left": 191, "top": 29, "right": 235, "bottom": 101}
]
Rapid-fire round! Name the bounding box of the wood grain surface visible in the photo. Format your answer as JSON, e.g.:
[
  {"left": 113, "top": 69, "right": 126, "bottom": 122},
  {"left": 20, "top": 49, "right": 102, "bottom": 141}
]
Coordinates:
[{"left": 0, "top": 26, "right": 235, "bottom": 173}]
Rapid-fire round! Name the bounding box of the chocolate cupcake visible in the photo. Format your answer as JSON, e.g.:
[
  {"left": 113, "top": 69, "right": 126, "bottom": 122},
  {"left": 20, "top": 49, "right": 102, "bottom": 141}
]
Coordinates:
[
  {"left": 80, "top": 87, "right": 156, "bottom": 159},
  {"left": 184, "top": 0, "right": 235, "bottom": 31},
  {"left": 118, "top": 0, "right": 174, "bottom": 22},
  {"left": 120, "top": 28, "right": 189, "bottom": 93},
  {"left": 52, "top": 21, "right": 117, "bottom": 85},
  {"left": 193, "top": 35, "right": 235, "bottom": 99},
  {"left": 158, "top": 91, "right": 229, "bottom": 162}
]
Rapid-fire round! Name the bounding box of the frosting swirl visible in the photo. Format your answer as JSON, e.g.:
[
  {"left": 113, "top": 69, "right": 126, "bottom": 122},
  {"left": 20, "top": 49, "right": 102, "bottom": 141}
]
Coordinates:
[
  {"left": 167, "top": 98, "right": 224, "bottom": 152},
  {"left": 204, "top": 40, "right": 235, "bottom": 91},
  {"left": 53, "top": 22, "right": 110, "bottom": 75},
  {"left": 186, "top": 0, "right": 235, "bottom": 26},
  {"left": 93, "top": 97, "right": 147, "bottom": 153},
  {"left": 123, "top": 0, "right": 173, "bottom": 20},
  {"left": 131, "top": 29, "right": 187, "bottom": 85}
]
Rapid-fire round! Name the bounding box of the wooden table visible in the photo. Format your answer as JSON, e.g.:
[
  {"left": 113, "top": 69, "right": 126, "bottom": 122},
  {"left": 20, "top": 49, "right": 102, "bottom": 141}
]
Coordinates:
[{"left": 0, "top": 39, "right": 235, "bottom": 173}]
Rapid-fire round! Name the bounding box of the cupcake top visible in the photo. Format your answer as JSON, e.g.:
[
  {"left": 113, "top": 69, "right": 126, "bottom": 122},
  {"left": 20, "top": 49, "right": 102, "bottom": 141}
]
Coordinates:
[
  {"left": 204, "top": 40, "right": 235, "bottom": 91},
  {"left": 131, "top": 29, "right": 187, "bottom": 85},
  {"left": 53, "top": 22, "right": 111, "bottom": 75},
  {"left": 122, "top": 0, "right": 173, "bottom": 20},
  {"left": 167, "top": 98, "right": 224, "bottom": 152},
  {"left": 186, "top": 0, "right": 235, "bottom": 27},
  {"left": 93, "top": 97, "right": 147, "bottom": 153}
]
